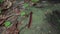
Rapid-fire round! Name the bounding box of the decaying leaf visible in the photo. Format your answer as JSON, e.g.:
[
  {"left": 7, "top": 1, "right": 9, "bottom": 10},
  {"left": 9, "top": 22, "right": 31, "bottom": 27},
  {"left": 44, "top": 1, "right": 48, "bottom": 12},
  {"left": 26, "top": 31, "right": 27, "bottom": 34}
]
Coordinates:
[{"left": 1, "top": 0, "right": 12, "bottom": 10}]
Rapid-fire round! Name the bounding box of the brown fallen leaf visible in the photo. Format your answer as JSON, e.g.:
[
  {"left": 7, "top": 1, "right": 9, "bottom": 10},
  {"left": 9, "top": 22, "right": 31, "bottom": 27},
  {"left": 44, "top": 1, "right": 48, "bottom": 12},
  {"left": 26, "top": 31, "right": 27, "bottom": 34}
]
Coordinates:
[{"left": 1, "top": 0, "right": 12, "bottom": 10}]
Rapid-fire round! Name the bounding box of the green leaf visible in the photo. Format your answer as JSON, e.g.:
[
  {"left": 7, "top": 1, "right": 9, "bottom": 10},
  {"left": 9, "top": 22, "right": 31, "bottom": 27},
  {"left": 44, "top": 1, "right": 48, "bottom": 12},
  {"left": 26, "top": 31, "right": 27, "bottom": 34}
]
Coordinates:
[
  {"left": 23, "top": 3, "right": 29, "bottom": 8},
  {"left": 31, "top": 0, "right": 39, "bottom": 3},
  {"left": 4, "top": 21, "right": 11, "bottom": 27},
  {"left": 0, "top": 0, "right": 4, "bottom": 3},
  {"left": 20, "top": 11, "right": 26, "bottom": 16}
]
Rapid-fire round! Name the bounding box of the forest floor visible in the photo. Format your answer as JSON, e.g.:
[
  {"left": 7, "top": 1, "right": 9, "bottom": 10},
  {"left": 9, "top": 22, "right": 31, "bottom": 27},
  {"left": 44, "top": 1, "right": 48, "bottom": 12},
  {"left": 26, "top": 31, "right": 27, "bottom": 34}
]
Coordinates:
[
  {"left": 19, "top": 4, "right": 60, "bottom": 34},
  {"left": 0, "top": 0, "right": 60, "bottom": 34}
]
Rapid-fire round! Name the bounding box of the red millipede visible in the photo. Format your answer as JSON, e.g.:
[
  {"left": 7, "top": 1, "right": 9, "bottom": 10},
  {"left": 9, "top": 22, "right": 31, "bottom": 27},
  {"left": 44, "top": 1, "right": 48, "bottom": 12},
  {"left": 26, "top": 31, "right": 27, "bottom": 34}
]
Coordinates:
[{"left": 28, "top": 11, "right": 33, "bottom": 28}]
